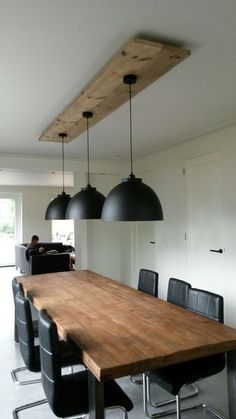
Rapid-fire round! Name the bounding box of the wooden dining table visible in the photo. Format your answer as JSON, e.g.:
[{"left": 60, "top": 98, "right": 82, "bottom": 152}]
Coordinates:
[{"left": 16, "top": 270, "right": 236, "bottom": 419}]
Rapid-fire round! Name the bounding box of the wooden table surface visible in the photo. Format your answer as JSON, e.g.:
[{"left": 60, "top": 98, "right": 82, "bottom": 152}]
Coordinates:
[{"left": 17, "top": 270, "right": 236, "bottom": 382}]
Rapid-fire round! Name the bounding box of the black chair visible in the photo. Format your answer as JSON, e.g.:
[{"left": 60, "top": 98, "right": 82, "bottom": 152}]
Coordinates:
[
  {"left": 147, "top": 277, "right": 198, "bottom": 410},
  {"left": 143, "top": 288, "right": 225, "bottom": 419},
  {"left": 148, "top": 278, "right": 198, "bottom": 408},
  {"left": 130, "top": 268, "right": 159, "bottom": 385},
  {"left": 138, "top": 268, "right": 159, "bottom": 297},
  {"left": 12, "top": 292, "right": 82, "bottom": 419},
  {"left": 12, "top": 278, "right": 39, "bottom": 343},
  {"left": 38, "top": 308, "right": 133, "bottom": 418},
  {"left": 167, "top": 277, "right": 191, "bottom": 308},
  {"left": 11, "top": 278, "right": 39, "bottom": 385}
]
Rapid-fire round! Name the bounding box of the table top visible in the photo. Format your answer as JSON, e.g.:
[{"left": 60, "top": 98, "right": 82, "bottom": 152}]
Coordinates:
[{"left": 17, "top": 270, "right": 236, "bottom": 381}]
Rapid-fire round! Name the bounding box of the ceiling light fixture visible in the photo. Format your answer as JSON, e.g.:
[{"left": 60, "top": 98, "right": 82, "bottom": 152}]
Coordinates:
[
  {"left": 45, "top": 133, "right": 71, "bottom": 220},
  {"left": 66, "top": 111, "right": 105, "bottom": 219},
  {"left": 102, "top": 74, "right": 164, "bottom": 221}
]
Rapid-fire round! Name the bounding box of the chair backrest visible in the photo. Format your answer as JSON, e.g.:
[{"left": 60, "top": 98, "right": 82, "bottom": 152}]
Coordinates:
[
  {"left": 187, "top": 288, "right": 224, "bottom": 323},
  {"left": 12, "top": 278, "right": 24, "bottom": 342},
  {"left": 138, "top": 269, "right": 158, "bottom": 297},
  {"left": 167, "top": 278, "right": 191, "bottom": 308},
  {"left": 12, "top": 278, "right": 24, "bottom": 301},
  {"left": 38, "top": 309, "right": 62, "bottom": 408},
  {"left": 15, "top": 292, "right": 36, "bottom": 370}
]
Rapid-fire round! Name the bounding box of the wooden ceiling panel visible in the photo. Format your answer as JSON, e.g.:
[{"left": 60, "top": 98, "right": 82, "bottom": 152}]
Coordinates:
[{"left": 39, "top": 38, "right": 190, "bottom": 143}]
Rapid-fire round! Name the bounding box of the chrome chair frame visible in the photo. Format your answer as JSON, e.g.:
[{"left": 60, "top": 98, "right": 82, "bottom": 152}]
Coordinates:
[
  {"left": 11, "top": 366, "right": 41, "bottom": 386},
  {"left": 13, "top": 398, "right": 47, "bottom": 419}
]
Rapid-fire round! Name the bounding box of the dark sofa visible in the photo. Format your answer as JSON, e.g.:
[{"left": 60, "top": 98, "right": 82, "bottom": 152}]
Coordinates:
[{"left": 15, "top": 242, "right": 73, "bottom": 275}]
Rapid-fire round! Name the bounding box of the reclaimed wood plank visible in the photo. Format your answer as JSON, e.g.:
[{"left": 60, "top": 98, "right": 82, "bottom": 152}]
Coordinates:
[{"left": 39, "top": 38, "right": 190, "bottom": 143}]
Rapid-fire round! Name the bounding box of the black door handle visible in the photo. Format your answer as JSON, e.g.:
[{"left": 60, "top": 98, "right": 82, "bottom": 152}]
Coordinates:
[{"left": 210, "top": 249, "right": 223, "bottom": 253}]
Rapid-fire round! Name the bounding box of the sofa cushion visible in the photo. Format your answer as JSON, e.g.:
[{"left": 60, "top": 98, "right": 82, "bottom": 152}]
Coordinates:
[
  {"left": 36, "top": 242, "right": 64, "bottom": 252},
  {"left": 30, "top": 253, "right": 70, "bottom": 275}
]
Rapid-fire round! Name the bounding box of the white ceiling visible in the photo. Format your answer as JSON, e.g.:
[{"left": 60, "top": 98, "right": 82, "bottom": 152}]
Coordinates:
[{"left": 1, "top": 0, "right": 236, "bottom": 163}]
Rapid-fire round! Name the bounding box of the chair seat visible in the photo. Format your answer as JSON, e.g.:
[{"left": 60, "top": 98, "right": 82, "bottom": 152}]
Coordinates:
[
  {"left": 148, "top": 353, "right": 225, "bottom": 395},
  {"left": 51, "top": 369, "right": 133, "bottom": 418}
]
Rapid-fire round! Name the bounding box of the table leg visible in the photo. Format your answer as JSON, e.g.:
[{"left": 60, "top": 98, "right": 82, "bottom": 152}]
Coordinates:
[
  {"left": 88, "top": 370, "right": 105, "bottom": 419},
  {"left": 227, "top": 350, "right": 236, "bottom": 418}
]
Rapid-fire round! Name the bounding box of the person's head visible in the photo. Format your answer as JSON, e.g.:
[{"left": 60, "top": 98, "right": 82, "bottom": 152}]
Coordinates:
[{"left": 31, "top": 235, "right": 39, "bottom": 247}]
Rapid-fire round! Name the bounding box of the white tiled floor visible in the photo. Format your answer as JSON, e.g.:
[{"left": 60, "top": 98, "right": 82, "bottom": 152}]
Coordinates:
[{"left": 0, "top": 267, "right": 228, "bottom": 418}]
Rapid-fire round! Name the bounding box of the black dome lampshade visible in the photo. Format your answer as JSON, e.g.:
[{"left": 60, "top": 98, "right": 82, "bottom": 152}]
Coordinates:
[
  {"left": 66, "top": 111, "right": 105, "bottom": 220},
  {"left": 102, "top": 74, "right": 164, "bottom": 221},
  {"left": 45, "top": 133, "right": 71, "bottom": 220}
]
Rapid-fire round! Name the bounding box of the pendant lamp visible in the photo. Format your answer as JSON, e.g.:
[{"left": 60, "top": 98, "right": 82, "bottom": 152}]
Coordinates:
[
  {"left": 66, "top": 111, "right": 105, "bottom": 219},
  {"left": 45, "top": 133, "right": 71, "bottom": 220},
  {"left": 102, "top": 74, "right": 164, "bottom": 221}
]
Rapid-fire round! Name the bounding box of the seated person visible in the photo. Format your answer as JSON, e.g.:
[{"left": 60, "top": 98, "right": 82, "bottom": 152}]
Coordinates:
[{"left": 25, "top": 235, "right": 45, "bottom": 260}]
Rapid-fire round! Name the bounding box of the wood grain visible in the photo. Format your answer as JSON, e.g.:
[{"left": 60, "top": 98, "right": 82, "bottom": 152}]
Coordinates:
[
  {"left": 39, "top": 38, "right": 190, "bottom": 143},
  {"left": 16, "top": 270, "right": 236, "bottom": 381}
]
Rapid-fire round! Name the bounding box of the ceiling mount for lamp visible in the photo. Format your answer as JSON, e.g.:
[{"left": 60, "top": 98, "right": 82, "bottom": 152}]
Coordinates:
[
  {"left": 102, "top": 74, "right": 164, "bottom": 222},
  {"left": 66, "top": 112, "right": 105, "bottom": 220},
  {"left": 45, "top": 133, "right": 71, "bottom": 220}
]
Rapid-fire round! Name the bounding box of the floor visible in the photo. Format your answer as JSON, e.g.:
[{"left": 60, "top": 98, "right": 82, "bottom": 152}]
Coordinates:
[{"left": 0, "top": 267, "right": 229, "bottom": 419}]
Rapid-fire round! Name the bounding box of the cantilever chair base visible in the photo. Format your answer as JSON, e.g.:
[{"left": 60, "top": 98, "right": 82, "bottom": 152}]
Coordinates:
[
  {"left": 143, "top": 374, "right": 225, "bottom": 419},
  {"left": 11, "top": 366, "right": 41, "bottom": 385},
  {"left": 144, "top": 401, "right": 225, "bottom": 419},
  {"left": 106, "top": 406, "right": 128, "bottom": 419},
  {"left": 130, "top": 374, "right": 198, "bottom": 401},
  {"left": 13, "top": 398, "right": 47, "bottom": 419},
  {"left": 147, "top": 374, "right": 199, "bottom": 408},
  {"left": 13, "top": 399, "right": 88, "bottom": 419}
]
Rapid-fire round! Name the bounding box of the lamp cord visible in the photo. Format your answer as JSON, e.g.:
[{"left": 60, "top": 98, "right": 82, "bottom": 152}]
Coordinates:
[
  {"left": 129, "top": 82, "right": 133, "bottom": 176},
  {"left": 61, "top": 135, "right": 65, "bottom": 192},
  {"left": 86, "top": 116, "right": 90, "bottom": 186}
]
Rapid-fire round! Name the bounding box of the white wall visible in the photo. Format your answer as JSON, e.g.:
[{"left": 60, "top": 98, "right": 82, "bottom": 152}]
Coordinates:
[
  {"left": 83, "top": 123, "right": 236, "bottom": 327},
  {"left": 85, "top": 174, "right": 134, "bottom": 283}
]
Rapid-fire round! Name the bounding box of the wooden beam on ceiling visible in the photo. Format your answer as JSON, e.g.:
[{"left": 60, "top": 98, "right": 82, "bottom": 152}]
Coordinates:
[{"left": 39, "top": 37, "right": 190, "bottom": 144}]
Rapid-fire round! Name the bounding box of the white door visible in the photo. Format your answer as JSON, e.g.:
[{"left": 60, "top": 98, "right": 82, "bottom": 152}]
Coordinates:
[
  {"left": 137, "top": 221, "right": 157, "bottom": 272},
  {"left": 185, "top": 152, "right": 225, "bottom": 294}
]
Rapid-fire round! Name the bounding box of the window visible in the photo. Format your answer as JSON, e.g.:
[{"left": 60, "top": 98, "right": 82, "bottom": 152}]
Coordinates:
[
  {"left": 0, "top": 193, "right": 22, "bottom": 266},
  {"left": 51, "top": 220, "right": 74, "bottom": 247}
]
